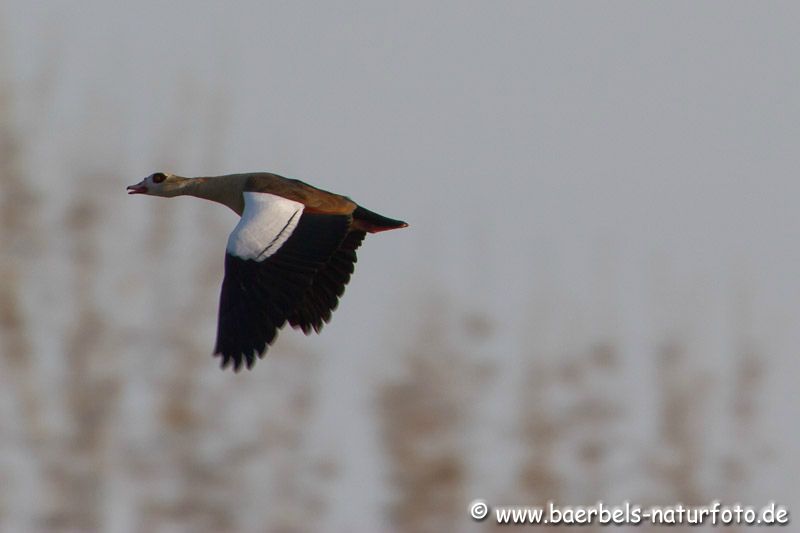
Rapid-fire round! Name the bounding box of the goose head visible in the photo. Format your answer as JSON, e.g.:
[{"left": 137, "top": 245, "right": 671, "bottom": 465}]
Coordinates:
[{"left": 127, "top": 172, "right": 184, "bottom": 197}]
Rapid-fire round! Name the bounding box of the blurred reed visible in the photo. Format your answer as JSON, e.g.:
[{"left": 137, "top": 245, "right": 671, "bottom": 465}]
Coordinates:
[
  {"left": 378, "top": 299, "right": 483, "bottom": 533},
  {"left": 0, "top": 54, "right": 770, "bottom": 533}
]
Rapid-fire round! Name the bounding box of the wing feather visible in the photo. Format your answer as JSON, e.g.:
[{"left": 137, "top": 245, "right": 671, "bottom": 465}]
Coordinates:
[
  {"left": 288, "top": 230, "right": 366, "bottom": 334},
  {"left": 214, "top": 192, "right": 350, "bottom": 370}
]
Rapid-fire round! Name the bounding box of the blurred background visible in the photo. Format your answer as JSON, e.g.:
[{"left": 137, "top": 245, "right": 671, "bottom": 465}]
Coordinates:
[{"left": 1, "top": 1, "right": 798, "bottom": 532}]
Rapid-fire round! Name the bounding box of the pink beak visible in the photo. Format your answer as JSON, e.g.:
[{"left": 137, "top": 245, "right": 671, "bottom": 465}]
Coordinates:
[{"left": 127, "top": 181, "right": 148, "bottom": 195}]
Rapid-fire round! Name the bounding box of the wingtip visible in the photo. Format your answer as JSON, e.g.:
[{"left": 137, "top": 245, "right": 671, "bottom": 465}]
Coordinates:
[{"left": 214, "top": 346, "right": 270, "bottom": 372}]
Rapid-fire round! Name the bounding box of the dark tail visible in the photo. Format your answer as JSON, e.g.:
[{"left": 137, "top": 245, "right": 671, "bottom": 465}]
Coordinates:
[{"left": 353, "top": 205, "right": 408, "bottom": 233}]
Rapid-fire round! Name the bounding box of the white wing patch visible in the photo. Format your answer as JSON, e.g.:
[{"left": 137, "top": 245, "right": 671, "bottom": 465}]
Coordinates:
[{"left": 226, "top": 192, "right": 305, "bottom": 261}]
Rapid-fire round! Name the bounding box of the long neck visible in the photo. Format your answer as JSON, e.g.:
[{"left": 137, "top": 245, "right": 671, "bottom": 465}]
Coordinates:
[{"left": 175, "top": 176, "right": 247, "bottom": 215}]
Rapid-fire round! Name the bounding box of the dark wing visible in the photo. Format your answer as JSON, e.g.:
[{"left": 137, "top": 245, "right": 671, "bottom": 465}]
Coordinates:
[
  {"left": 215, "top": 192, "right": 350, "bottom": 371},
  {"left": 288, "top": 230, "right": 366, "bottom": 334}
]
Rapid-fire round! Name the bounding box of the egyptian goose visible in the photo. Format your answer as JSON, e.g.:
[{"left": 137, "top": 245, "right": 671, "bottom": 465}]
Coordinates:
[{"left": 127, "top": 172, "right": 407, "bottom": 371}]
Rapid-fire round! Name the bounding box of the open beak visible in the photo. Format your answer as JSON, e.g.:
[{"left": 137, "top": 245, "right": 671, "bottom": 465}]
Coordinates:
[{"left": 127, "top": 181, "right": 148, "bottom": 195}]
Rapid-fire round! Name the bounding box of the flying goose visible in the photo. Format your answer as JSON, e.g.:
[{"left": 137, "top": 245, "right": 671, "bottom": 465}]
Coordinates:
[{"left": 127, "top": 172, "right": 407, "bottom": 371}]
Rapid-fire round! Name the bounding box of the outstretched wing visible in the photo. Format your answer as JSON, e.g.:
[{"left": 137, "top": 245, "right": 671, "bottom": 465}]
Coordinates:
[
  {"left": 288, "top": 230, "right": 366, "bottom": 334},
  {"left": 215, "top": 192, "right": 350, "bottom": 371}
]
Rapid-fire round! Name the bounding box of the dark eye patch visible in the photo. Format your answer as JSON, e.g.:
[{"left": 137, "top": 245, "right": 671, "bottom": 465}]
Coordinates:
[{"left": 152, "top": 172, "right": 166, "bottom": 184}]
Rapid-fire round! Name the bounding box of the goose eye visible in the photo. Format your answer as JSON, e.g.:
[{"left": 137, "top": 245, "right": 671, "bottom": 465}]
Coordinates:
[{"left": 152, "top": 172, "right": 166, "bottom": 184}]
